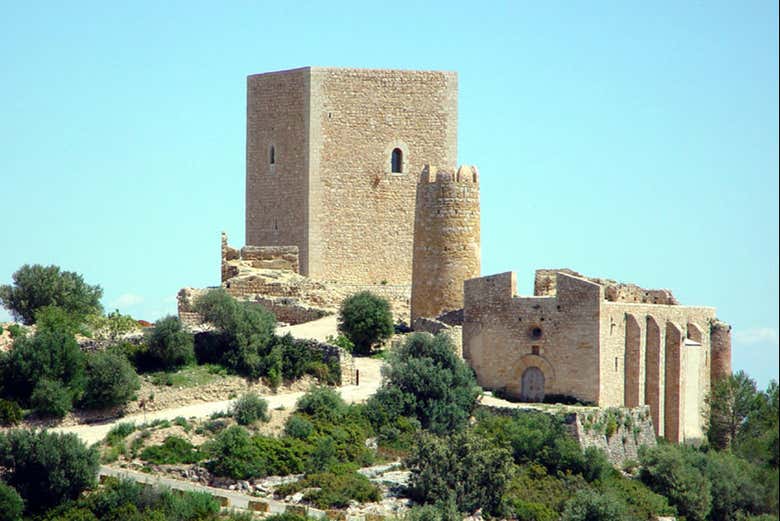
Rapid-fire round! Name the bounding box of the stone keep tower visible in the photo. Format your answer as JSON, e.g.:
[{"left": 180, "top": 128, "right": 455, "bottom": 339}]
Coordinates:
[
  {"left": 245, "top": 67, "right": 458, "bottom": 285},
  {"left": 411, "top": 165, "right": 480, "bottom": 324}
]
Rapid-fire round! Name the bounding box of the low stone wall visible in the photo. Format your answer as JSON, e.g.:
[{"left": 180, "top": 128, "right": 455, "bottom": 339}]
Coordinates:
[
  {"left": 411, "top": 317, "right": 463, "bottom": 358},
  {"left": 178, "top": 286, "right": 333, "bottom": 327},
  {"left": 222, "top": 233, "right": 299, "bottom": 282},
  {"left": 247, "top": 295, "right": 333, "bottom": 325},
  {"left": 77, "top": 330, "right": 147, "bottom": 352},
  {"left": 565, "top": 405, "right": 657, "bottom": 465},
  {"left": 477, "top": 402, "right": 656, "bottom": 467},
  {"left": 312, "top": 339, "right": 355, "bottom": 386}
]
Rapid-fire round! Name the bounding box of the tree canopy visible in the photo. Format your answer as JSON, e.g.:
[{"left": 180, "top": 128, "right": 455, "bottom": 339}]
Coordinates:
[{"left": 0, "top": 264, "right": 103, "bottom": 325}]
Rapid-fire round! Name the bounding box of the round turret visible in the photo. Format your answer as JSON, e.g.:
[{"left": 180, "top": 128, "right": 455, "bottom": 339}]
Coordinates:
[
  {"left": 410, "top": 165, "right": 480, "bottom": 325},
  {"left": 710, "top": 320, "right": 732, "bottom": 383}
]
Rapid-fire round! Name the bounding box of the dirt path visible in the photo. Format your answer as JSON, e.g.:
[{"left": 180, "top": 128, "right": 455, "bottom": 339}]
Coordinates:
[
  {"left": 277, "top": 314, "right": 339, "bottom": 342},
  {"left": 54, "top": 357, "right": 382, "bottom": 446}
]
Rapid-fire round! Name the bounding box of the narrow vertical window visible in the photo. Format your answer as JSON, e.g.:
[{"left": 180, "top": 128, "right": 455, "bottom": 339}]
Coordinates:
[
  {"left": 269, "top": 145, "right": 275, "bottom": 165},
  {"left": 391, "top": 148, "right": 402, "bottom": 173}
]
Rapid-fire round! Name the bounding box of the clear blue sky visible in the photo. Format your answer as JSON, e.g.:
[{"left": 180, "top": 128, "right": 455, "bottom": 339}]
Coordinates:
[{"left": 1, "top": 1, "right": 777, "bottom": 387}]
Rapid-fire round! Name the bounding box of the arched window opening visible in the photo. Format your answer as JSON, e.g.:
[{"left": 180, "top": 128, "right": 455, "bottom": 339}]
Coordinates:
[
  {"left": 269, "top": 146, "right": 276, "bottom": 165},
  {"left": 391, "top": 148, "right": 403, "bottom": 173}
]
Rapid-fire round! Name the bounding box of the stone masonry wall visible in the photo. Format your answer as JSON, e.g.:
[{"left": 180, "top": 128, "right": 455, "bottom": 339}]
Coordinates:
[
  {"left": 245, "top": 68, "right": 310, "bottom": 273},
  {"left": 463, "top": 272, "right": 602, "bottom": 404},
  {"left": 308, "top": 68, "right": 458, "bottom": 284},
  {"left": 600, "top": 300, "right": 716, "bottom": 442},
  {"left": 566, "top": 406, "right": 657, "bottom": 466},
  {"left": 411, "top": 165, "right": 480, "bottom": 324},
  {"left": 464, "top": 269, "right": 721, "bottom": 443}
]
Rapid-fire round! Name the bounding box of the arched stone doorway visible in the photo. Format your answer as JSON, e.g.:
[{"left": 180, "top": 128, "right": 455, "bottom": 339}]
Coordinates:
[{"left": 521, "top": 366, "right": 545, "bottom": 402}]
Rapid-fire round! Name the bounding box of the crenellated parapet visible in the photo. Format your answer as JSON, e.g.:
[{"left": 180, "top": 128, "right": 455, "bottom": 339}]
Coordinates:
[{"left": 418, "top": 164, "right": 479, "bottom": 184}]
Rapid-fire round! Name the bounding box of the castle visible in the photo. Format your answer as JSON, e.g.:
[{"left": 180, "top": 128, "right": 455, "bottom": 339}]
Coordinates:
[{"left": 182, "top": 66, "right": 732, "bottom": 444}]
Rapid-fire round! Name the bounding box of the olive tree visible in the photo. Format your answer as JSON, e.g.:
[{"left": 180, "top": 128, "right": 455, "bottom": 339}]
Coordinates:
[{"left": 0, "top": 264, "right": 102, "bottom": 325}]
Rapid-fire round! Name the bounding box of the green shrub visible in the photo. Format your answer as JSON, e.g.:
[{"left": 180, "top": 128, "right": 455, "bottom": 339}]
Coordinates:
[
  {"left": 508, "top": 498, "right": 558, "bottom": 521},
  {"left": 600, "top": 473, "right": 674, "bottom": 520},
  {"left": 704, "top": 450, "right": 772, "bottom": 521},
  {"left": 0, "top": 429, "right": 99, "bottom": 512},
  {"left": 232, "top": 392, "right": 269, "bottom": 425},
  {"left": 368, "top": 332, "right": 480, "bottom": 435},
  {"left": 252, "top": 435, "right": 310, "bottom": 476},
  {"left": 275, "top": 468, "right": 381, "bottom": 509},
  {"left": 405, "top": 429, "right": 512, "bottom": 516},
  {"left": 85, "top": 477, "right": 220, "bottom": 521},
  {"left": 140, "top": 436, "right": 202, "bottom": 464},
  {"left": 105, "top": 422, "right": 136, "bottom": 447},
  {"left": 327, "top": 334, "right": 355, "bottom": 353},
  {"left": 0, "top": 483, "right": 23, "bottom": 521},
  {"left": 147, "top": 316, "right": 194, "bottom": 371},
  {"left": 193, "top": 331, "right": 223, "bottom": 365},
  {"left": 403, "top": 500, "right": 461, "bottom": 521},
  {"left": 6, "top": 324, "right": 24, "bottom": 339},
  {"left": 0, "top": 264, "right": 103, "bottom": 325},
  {"left": 203, "top": 426, "right": 265, "bottom": 479},
  {"left": 194, "top": 289, "right": 275, "bottom": 376},
  {"left": 285, "top": 415, "right": 314, "bottom": 439},
  {"left": 173, "top": 416, "right": 190, "bottom": 431},
  {"left": 2, "top": 317, "right": 85, "bottom": 406},
  {"left": 639, "top": 444, "right": 712, "bottom": 521},
  {"left": 561, "top": 489, "right": 628, "bottom": 521},
  {"left": 296, "top": 386, "right": 348, "bottom": 422},
  {"left": 307, "top": 437, "right": 338, "bottom": 473},
  {"left": 337, "top": 291, "right": 393, "bottom": 355},
  {"left": 263, "top": 514, "right": 309, "bottom": 521},
  {"left": 81, "top": 351, "right": 140, "bottom": 409},
  {"left": 84, "top": 310, "right": 138, "bottom": 342},
  {"left": 31, "top": 378, "right": 73, "bottom": 418},
  {"left": 0, "top": 399, "right": 23, "bottom": 426},
  {"left": 474, "top": 411, "right": 595, "bottom": 479},
  {"left": 204, "top": 426, "right": 311, "bottom": 479},
  {"left": 505, "top": 464, "right": 589, "bottom": 514}
]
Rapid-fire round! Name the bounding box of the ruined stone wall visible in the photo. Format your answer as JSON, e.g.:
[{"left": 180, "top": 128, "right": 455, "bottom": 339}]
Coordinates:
[
  {"left": 600, "top": 300, "right": 716, "bottom": 442},
  {"left": 308, "top": 68, "right": 458, "bottom": 284},
  {"left": 476, "top": 403, "right": 656, "bottom": 467},
  {"left": 534, "top": 269, "right": 678, "bottom": 305},
  {"left": 222, "top": 233, "right": 299, "bottom": 283},
  {"left": 240, "top": 246, "right": 299, "bottom": 272},
  {"left": 410, "top": 165, "right": 480, "bottom": 324},
  {"left": 566, "top": 406, "right": 657, "bottom": 466},
  {"left": 177, "top": 287, "right": 212, "bottom": 328},
  {"left": 245, "top": 68, "right": 310, "bottom": 273},
  {"left": 463, "top": 272, "right": 602, "bottom": 403}
]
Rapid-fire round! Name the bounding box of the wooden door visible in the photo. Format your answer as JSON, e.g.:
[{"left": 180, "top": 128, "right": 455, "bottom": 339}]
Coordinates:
[{"left": 521, "top": 367, "right": 545, "bottom": 402}]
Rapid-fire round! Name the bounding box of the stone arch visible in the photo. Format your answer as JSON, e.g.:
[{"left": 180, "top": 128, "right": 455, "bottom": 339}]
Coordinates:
[
  {"left": 506, "top": 354, "right": 556, "bottom": 400},
  {"left": 624, "top": 314, "right": 641, "bottom": 407},
  {"left": 686, "top": 322, "right": 703, "bottom": 344}
]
